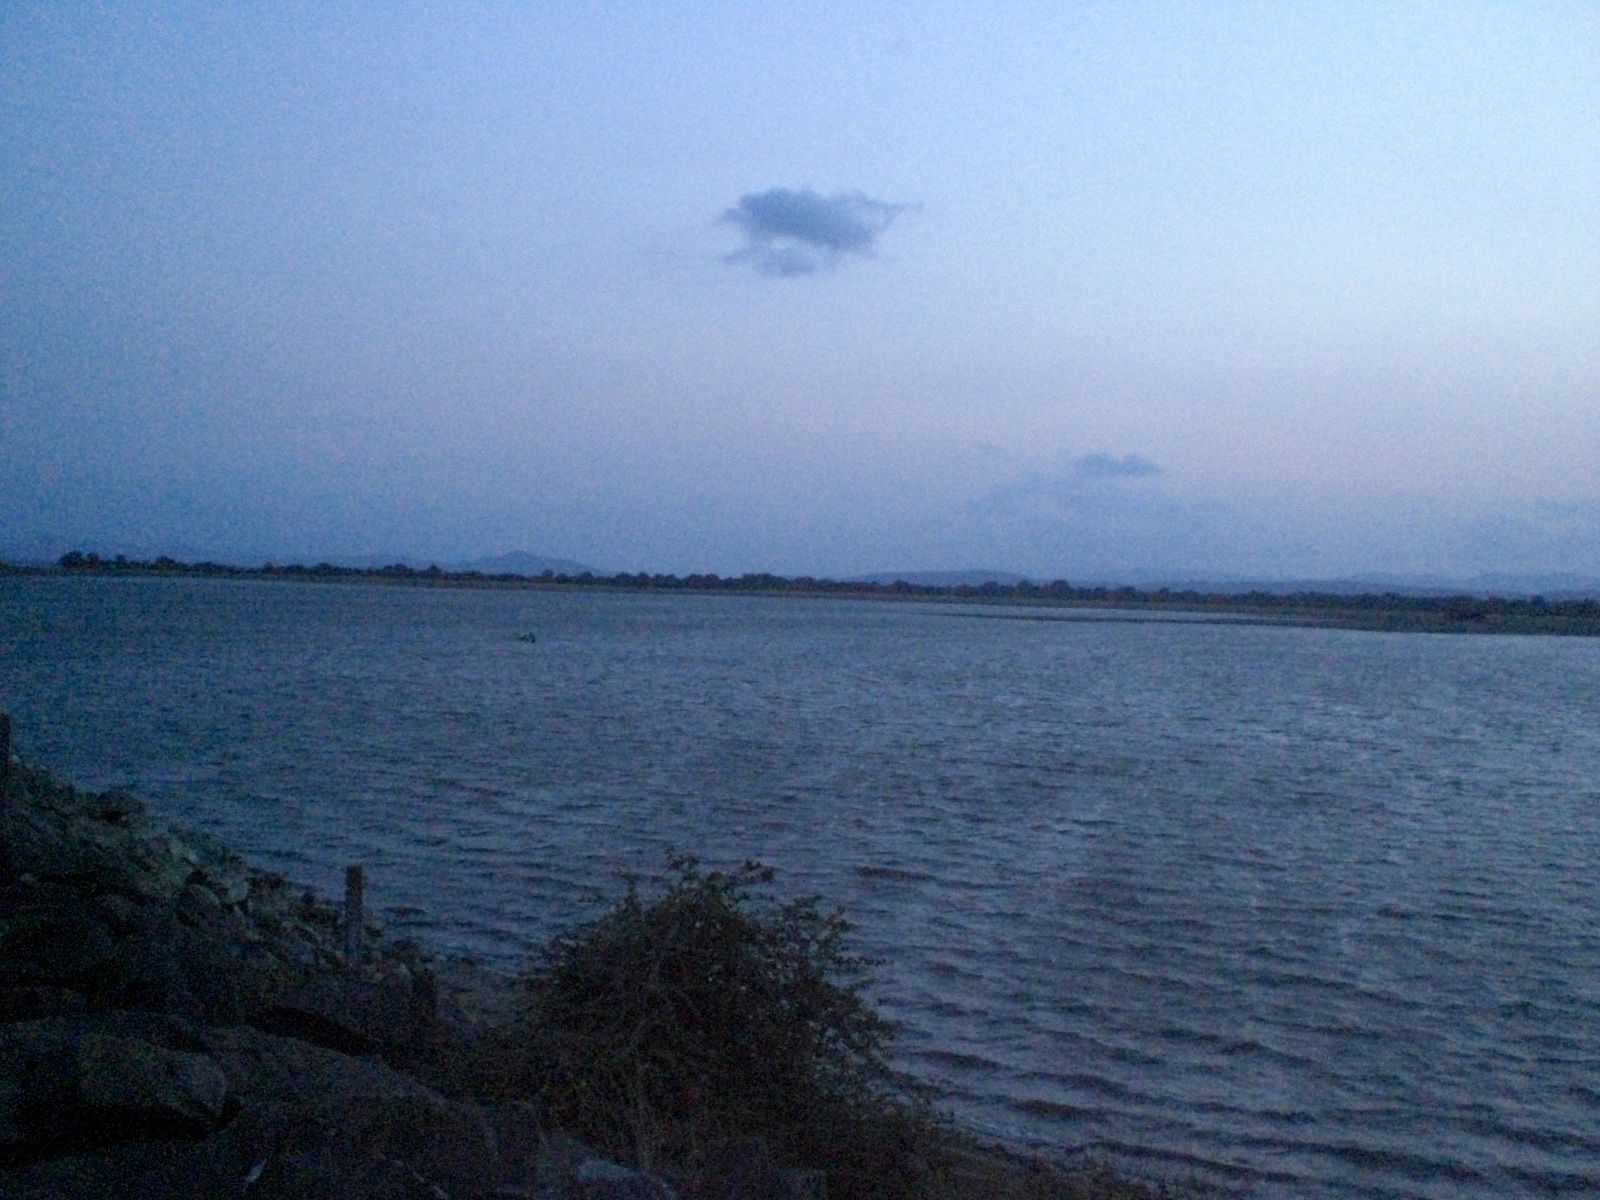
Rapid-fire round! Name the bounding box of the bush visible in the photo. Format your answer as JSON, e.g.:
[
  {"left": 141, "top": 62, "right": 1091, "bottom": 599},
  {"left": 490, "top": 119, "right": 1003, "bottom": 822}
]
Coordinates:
[
  {"left": 479, "top": 856, "right": 931, "bottom": 1192},
  {"left": 471, "top": 858, "right": 1196, "bottom": 1200}
]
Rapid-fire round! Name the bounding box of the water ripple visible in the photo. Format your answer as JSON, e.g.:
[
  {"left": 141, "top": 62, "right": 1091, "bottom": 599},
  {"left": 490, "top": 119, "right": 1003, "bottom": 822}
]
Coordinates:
[{"left": 6, "top": 577, "right": 1600, "bottom": 1200}]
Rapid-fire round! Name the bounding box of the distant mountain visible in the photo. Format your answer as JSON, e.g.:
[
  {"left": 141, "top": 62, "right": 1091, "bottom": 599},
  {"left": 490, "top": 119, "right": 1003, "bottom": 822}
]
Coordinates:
[
  {"left": 450, "top": 551, "right": 603, "bottom": 577},
  {"left": 851, "top": 569, "right": 1033, "bottom": 588}
]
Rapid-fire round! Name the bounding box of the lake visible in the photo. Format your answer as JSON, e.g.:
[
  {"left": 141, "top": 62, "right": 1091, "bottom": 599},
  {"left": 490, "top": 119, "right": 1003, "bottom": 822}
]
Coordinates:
[{"left": 3, "top": 574, "right": 1598, "bottom": 1198}]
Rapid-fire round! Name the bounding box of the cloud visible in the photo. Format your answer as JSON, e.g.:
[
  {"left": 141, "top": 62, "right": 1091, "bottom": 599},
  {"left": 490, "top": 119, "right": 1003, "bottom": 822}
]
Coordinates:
[
  {"left": 1443, "top": 498, "right": 1600, "bottom": 575},
  {"left": 975, "top": 452, "right": 1166, "bottom": 515},
  {"left": 1070, "top": 453, "right": 1161, "bottom": 481},
  {"left": 962, "top": 451, "right": 1218, "bottom": 574},
  {"left": 721, "top": 187, "right": 908, "bottom": 276}
]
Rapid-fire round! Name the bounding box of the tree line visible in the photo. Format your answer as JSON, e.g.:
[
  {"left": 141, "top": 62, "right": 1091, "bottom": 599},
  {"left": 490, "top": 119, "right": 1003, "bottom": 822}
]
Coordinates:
[{"left": 39, "top": 549, "right": 1600, "bottom": 624}]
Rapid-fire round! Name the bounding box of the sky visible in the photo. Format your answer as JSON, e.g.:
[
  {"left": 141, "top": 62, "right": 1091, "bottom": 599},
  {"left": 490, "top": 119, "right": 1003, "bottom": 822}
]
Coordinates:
[{"left": 4, "top": 2, "right": 1598, "bottom": 581}]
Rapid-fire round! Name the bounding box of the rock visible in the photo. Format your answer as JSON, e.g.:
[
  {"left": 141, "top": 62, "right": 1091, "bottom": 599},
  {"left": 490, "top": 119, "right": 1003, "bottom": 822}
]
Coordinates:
[
  {"left": 0, "top": 1012, "right": 215, "bottom": 1163},
  {"left": 3, "top": 1016, "right": 498, "bottom": 1199},
  {"left": 0, "top": 1135, "right": 248, "bottom": 1200},
  {"left": 0, "top": 763, "right": 727, "bottom": 1200},
  {"left": 251, "top": 1004, "right": 382, "bottom": 1057},
  {"left": 1, "top": 798, "right": 91, "bottom": 884},
  {"left": 100, "top": 912, "right": 261, "bottom": 1021},
  {"left": 74, "top": 1032, "right": 230, "bottom": 1136},
  {"left": 175, "top": 877, "right": 228, "bottom": 928},
  {"left": 336, "top": 1092, "right": 499, "bottom": 1197},
  {"left": 482, "top": 1100, "right": 544, "bottom": 1191},
  {"left": 199, "top": 862, "right": 254, "bottom": 907},
  {"left": 87, "top": 791, "right": 143, "bottom": 823},
  {"left": 237, "top": 1130, "right": 449, "bottom": 1200},
  {"left": 2, "top": 1022, "right": 89, "bottom": 1160},
  {"left": 198, "top": 1027, "right": 499, "bottom": 1200},
  {"left": 96, "top": 920, "right": 189, "bottom": 1013},
  {"left": 684, "top": 1138, "right": 808, "bottom": 1200},
  {"left": 89, "top": 893, "right": 148, "bottom": 937},
  {"left": 572, "top": 1155, "right": 681, "bottom": 1200},
  {"left": 0, "top": 907, "right": 116, "bottom": 984},
  {"left": 540, "top": 1132, "right": 679, "bottom": 1200},
  {"left": 0, "top": 1079, "right": 24, "bottom": 1159},
  {"left": 253, "top": 969, "right": 437, "bottom": 1061},
  {"left": 0, "top": 1103, "right": 289, "bottom": 1200},
  {"left": 0, "top": 986, "right": 88, "bottom": 1023},
  {"left": 197, "top": 1022, "right": 443, "bottom": 1114}
]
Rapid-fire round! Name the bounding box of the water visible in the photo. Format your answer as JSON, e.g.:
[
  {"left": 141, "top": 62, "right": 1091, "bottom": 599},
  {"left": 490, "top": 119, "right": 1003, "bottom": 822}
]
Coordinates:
[{"left": 3, "top": 574, "right": 1598, "bottom": 1198}]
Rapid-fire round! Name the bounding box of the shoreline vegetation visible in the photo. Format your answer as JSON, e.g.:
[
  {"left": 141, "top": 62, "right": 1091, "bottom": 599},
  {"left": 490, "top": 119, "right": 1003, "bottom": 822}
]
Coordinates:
[
  {"left": 0, "top": 745, "right": 1206, "bottom": 1199},
  {"left": 10, "top": 551, "right": 1600, "bottom": 637}
]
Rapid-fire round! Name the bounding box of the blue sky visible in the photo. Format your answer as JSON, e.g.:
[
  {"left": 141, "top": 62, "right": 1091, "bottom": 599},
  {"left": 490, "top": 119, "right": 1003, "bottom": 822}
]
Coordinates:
[{"left": 4, "top": 2, "right": 1597, "bottom": 579}]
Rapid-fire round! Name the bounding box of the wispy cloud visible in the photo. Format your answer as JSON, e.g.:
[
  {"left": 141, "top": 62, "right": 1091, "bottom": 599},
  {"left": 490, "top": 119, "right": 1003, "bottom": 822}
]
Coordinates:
[
  {"left": 963, "top": 451, "right": 1217, "bottom": 573},
  {"left": 1444, "top": 498, "right": 1600, "bottom": 574},
  {"left": 975, "top": 453, "right": 1167, "bottom": 516},
  {"left": 721, "top": 187, "right": 909, "bottom": 276},
  {"left": 1069, "top": 453, "right": 1161, "bottom": 481}
]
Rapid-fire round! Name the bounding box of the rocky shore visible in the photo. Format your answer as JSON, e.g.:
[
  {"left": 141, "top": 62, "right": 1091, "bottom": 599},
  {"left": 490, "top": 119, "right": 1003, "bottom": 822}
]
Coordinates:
[
  {"left": 0, "top": 732, "right": 1189, "bottom": 1200},
  {"left": 0, "top": 752, "right": 815, "bottom": 1199}
]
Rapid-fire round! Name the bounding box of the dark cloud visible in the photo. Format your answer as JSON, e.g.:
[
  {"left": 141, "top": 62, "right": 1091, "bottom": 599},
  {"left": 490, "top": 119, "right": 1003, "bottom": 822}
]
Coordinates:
[
  {"left": 1445, "top": 499, "right": 1600, "bottom": 574},
  {"left": 1071, "top": 453, "right": 1161, "bottom": 481},
  {"left": 721, "top": 187, "right": 908, "bottom": 276},
  {"left": 976, "top": 453, "right": 1165, "bottom": 514},
  {"left": 965, "top": 452, "right": 1218, "bottom": 575},
  {"left": 971, "top": 453, "right": 1182, "bottom": 542}
]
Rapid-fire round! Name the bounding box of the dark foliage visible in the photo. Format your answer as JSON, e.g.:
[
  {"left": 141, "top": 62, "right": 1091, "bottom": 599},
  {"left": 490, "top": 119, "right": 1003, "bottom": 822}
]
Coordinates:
[{"left": 475, "top": 857, "right": 932, "bottom": 1194}]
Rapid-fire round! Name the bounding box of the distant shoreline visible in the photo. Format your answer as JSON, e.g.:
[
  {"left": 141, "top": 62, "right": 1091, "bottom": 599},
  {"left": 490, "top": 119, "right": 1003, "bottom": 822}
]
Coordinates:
[{"left": 8, "top": 553, "right": 1600, "bottom": 637}]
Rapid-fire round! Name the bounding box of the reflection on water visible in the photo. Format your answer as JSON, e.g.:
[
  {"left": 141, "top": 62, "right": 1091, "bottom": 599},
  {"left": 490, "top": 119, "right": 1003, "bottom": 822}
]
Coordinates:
[{"left": 4, "top": 575, "right": 1600, "bottom": 1198}]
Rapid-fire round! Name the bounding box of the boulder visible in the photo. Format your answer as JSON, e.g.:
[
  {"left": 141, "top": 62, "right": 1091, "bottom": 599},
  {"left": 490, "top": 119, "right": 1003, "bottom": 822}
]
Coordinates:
[
  {"left": 540, "top": 1131, "right": 680, "bottom": 1200},
  {"left": 0, "top": 1012, "right": 215, "bottom": 1164},
  {"left": 683, "top": 1138, "right": 811, "bottom": 1200},
  {"left": 74, "top": 1032, "right": 230, "bottom": 1137},
  {"left": 88, "top": 893, "right": 149, "bottom": 937},
  {"left": 99, "top": 910, "right": 265, "bottom": 1022},
  {"left": 252, "top": 966, "right": 438, "bottom": 1061},
  {"left": 481, "top": 1099, "right": 544, "bottom": 1189},
  {"left": 0, "top": 904, "right": 116, "bottom": 986},
  {"left": 2, "top": 1016, "right": 502, "bottom": 1199},
  {"left": 0, "top": 986, "right": 88, "bottom": 1023}
]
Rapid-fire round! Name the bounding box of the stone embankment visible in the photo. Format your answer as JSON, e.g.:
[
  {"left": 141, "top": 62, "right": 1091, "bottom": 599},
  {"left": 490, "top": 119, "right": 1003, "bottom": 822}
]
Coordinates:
[{"left": 0, "top": 743, "right": 805, "bottom": 1199}]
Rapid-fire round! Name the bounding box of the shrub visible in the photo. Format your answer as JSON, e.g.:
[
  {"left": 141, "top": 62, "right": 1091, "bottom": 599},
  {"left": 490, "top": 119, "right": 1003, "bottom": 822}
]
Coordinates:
[{"left": 480, "top": 856, "right": 931, "bottom": 1192}]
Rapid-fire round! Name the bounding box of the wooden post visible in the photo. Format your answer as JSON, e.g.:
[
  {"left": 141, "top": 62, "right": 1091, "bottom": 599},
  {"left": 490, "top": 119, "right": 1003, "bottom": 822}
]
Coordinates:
[
  {"left": 343, "top": 864, "right": 364, "bottom": 964},
  {"left": 0, "top": 712, "right": 11, "bottom": 879},
  {"left": 410, "top": 966, "right": 438, "bottom": 1026}
]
